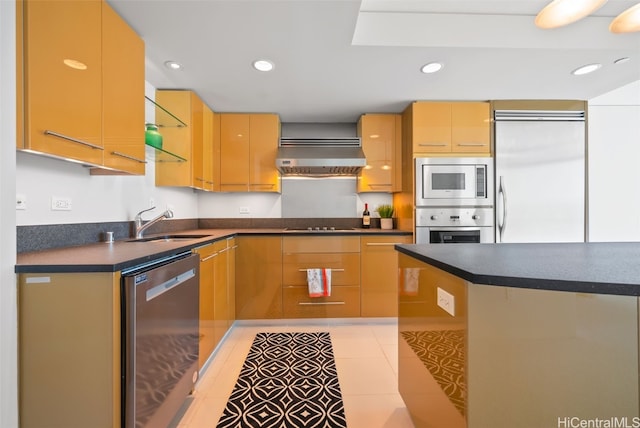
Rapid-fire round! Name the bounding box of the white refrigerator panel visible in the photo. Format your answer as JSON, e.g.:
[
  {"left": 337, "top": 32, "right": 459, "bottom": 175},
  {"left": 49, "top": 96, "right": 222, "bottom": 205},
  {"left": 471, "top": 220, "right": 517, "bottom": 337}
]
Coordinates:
[{"left": 495, "top": 120, "right": 585, "bottom": 243}]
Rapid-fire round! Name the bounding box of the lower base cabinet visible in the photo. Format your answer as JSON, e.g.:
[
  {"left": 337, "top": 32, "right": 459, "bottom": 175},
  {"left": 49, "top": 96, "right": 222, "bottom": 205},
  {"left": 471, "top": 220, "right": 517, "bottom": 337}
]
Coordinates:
[
  {"left": 18, "top": 272, "right": 121, "bottom": 428},
  {"left": 361, "top": 235, "right": 413, "bottom": 317},
  {"left": 235, "top": 235, "right": 283, "bottom": 319},
  {"left": 283, "top": 286, "right": 361, "bottom": 318},
  {"left": 195, "top": 237, "right": 237, "bottom": 370},
  {"left": 282, "top": 236, "right": 360, "bottom": 318}
]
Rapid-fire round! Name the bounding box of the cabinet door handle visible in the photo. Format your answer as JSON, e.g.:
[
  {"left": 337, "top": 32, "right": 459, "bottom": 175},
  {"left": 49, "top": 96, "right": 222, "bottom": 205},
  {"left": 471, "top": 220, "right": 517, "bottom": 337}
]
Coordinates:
[
  {"left": 201, "top": 253, "right": 218, "bottom": 262},
  {"left": 418, "top": 143, "right": 447, "bottom": 147},
  {"left": 250, "top": 183, "right": 275, "bottom": 187},
  {"left": 456, "top": 142, "right": 487, "bottom": 147},
  {"left": 195, "top": 177, "right": 205, "bottom": 182},
  {"left": 298, "top": 268, "right": 345, "bottom": 272},
  {"left": 298, "top": 301, "right": 345, "bottom": 306},
  {"left": 368, "top": 184, "right": 392, "bottom": 188},
  {"left": 365, "top": 243, "right": 398, "bottom": 246},
  {"left": 44, "top": 130, "right": 104, "bottom": 150},
  {"left": 111, "top": 151, "right": 147, "bottom": 164}
]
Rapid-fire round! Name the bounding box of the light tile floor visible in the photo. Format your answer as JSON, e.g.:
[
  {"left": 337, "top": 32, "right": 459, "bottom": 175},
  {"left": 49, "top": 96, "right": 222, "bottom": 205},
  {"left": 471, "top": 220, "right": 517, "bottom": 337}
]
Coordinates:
[{"left": 176, "top": 318, "right": 416, "bottom": 428}]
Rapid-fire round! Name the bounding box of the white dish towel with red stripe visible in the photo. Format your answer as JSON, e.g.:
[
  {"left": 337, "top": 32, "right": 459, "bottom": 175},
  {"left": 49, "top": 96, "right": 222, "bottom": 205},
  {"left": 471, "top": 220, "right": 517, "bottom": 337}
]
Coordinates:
[{"left": 307, "top": 268, "right": 331, "bottom": 297}]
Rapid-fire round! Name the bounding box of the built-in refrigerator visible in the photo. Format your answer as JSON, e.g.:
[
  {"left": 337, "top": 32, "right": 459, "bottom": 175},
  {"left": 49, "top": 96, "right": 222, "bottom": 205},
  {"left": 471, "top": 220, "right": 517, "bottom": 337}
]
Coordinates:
[{"left": 494, "top": 109, "right": 586, "bottom": 243}]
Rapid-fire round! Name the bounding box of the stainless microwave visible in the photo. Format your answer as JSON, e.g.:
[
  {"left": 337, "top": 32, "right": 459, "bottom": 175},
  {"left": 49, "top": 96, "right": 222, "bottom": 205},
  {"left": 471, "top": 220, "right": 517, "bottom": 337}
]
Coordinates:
[{"left": 415, "top": 157, "right": 494, "bottom": 207}]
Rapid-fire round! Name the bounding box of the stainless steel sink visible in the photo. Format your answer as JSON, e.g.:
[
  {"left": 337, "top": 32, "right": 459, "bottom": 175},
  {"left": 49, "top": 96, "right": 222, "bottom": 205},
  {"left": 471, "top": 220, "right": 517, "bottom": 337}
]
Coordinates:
[{"left": 126, "top": 234, "right": 211, "bottom": 243}]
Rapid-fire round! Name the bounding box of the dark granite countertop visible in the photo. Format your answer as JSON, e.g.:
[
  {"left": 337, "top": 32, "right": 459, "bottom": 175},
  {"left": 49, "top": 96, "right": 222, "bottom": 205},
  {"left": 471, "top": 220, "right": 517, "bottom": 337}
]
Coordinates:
[
  {"left": 16, "top": 228, "right": 411, "bottom": 273},
  {"left": 395, "top": 242, "right": 640, "bottom": 297}
]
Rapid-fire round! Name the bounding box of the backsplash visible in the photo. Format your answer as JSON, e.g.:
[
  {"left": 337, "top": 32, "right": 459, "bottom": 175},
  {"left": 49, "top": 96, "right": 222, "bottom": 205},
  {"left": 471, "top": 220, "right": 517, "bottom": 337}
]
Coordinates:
[{"left": 17, "top": 217, "right": 374, "bottom": 253}]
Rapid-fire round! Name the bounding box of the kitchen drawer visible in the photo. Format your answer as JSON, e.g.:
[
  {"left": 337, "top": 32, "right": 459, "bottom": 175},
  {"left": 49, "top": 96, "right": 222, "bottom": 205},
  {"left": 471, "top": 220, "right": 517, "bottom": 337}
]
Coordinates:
[
  {"left": 283, "top": 286, "right": 360, "bottom": 318},
  {"left": 283, "top": 253, "right": 360, "bottom": 286},
  {"left": 283, "top": 236, "right": 360, "bottom": 253}
]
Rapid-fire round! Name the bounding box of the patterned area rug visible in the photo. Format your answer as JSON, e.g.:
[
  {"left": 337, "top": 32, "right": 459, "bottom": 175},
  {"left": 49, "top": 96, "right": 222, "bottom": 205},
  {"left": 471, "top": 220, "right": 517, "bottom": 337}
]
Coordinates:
[
  {"left": 401, "top": 330, "right": 466, "bottom": 415},
  {"left": 216, "top": 332, "right": 347, "bottom": 428}
]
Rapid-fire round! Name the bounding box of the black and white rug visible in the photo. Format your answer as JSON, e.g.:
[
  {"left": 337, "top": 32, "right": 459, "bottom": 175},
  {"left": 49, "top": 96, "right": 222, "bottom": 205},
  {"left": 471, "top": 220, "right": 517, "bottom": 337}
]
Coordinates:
[{"left": 216, "top": 332, "right": 347, "bottom": 428}]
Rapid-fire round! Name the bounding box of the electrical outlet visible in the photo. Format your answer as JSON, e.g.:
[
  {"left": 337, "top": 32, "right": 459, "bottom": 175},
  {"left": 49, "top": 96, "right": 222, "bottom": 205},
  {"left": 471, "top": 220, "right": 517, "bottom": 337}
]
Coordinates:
[
  {"left": 51, "top": 196, "right": 72, "bottom": 211},
  {"left": 437, "top": 287, "right": 455, "bottom": 316},
  {"left": 16, "top": 194, "right": 27, "bottom": 210},
  {"left": 149, "top": 198, "right": 155, "bottom": 208},
  {"left": 239, "top": 207, "right": 250, "bottom": 215}
]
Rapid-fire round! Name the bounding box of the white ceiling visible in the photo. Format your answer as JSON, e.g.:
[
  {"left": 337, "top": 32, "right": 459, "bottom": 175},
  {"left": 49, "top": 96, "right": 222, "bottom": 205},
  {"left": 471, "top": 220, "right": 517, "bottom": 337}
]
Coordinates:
[{"left": 108, "top": 0, "right": 640, "bottom": 123}]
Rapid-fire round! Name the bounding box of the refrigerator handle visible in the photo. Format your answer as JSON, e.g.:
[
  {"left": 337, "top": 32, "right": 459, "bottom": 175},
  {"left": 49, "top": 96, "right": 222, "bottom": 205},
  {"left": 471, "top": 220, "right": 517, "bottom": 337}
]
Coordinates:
[{"left": 497, "top": 176, "right": 507, "bottom": 242}]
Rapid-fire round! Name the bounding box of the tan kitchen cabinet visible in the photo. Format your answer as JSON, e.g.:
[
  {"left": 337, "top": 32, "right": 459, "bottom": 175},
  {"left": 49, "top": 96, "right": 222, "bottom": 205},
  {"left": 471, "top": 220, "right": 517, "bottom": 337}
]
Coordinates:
[
  {"left": 100, "top": 1, "right": 145, "bottom": 175},
  {"left": 451, "top": 102, "right": 491, "bottom": 153},
  {"left": 201, "top": 108, "right": 220, "bottom": 191},
  {"left": 195, "top": 243, "right": 217, "bottom": 370},
  {"left": 155, "top": 90, "right": 212, "bottom": 189},
  {"left": 18, "top": 0, "right": 103, "bottom": 165},
  {"left": 17, "top": 0, "right": 146, "bottom": 174},
  {"left": 235, "top": 236, "right": 283, "bottom": 319},
  {"left": 357, "top": 114, "right": 402, "bottom": 193},
  {"left": 405, "top": 101, "right": 491, "bottom": 156},
  {"left": 227, "top": 237, "right": 237, "bottom": 326},
  {"left": 212, "top": 239, "right": 228, "bottom": 346},
  {"left": 220, "top": 113, "right": 281, "bottom": 192},
  {"left": 18, "top": 272, "right": 121, "bottom": 428},
  {"left": 361, "top": 235, "right": 413, "bottom": 317},
  {"left": 282, "top": 236, "right": 361, "bottom": 318}
]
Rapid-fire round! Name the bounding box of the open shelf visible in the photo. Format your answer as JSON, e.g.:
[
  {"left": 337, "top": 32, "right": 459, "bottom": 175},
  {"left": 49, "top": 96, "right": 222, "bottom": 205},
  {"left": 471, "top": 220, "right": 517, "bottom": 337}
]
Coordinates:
[{"left": 145, "top": 96, "right": 187, "bottom": 162}]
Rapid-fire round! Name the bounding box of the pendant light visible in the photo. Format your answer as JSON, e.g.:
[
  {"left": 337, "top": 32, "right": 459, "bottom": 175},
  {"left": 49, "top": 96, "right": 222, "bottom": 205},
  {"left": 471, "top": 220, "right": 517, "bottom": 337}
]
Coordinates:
[
  {"left": 535, "top": 0, "right": 608, "bottom": 29},
  {"left": 610, "top": 3, "right": 640, "bottom": 33}
]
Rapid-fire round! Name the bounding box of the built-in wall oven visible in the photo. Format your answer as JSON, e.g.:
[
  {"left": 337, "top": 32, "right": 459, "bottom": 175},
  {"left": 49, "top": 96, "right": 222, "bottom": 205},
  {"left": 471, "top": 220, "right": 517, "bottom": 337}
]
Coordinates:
[
  {"left": 415, "top": 157, "right": 495, "bottom": 244},
  {"left": 415, "top": 207, "right": 494, "bottom": 244}
]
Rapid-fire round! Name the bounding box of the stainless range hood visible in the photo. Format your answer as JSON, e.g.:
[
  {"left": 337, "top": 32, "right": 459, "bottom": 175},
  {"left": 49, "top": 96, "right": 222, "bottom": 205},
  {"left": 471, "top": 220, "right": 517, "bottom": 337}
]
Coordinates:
[{"left": 276, "top": 137, "right": 366, "bottom": 176}]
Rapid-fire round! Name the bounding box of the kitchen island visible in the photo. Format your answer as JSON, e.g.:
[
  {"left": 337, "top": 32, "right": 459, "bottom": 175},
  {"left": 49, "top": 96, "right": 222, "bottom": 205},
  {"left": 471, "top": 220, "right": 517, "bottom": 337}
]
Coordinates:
[{"left": 395, "top": 243, "right": 640, "bottom": 428}]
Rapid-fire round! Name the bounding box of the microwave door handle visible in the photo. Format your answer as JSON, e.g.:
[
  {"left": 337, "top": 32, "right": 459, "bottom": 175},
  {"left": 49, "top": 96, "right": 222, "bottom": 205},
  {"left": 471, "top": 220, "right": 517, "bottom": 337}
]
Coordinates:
[{"left": 497, "top": 176, "right": 508, "bottom": 242}]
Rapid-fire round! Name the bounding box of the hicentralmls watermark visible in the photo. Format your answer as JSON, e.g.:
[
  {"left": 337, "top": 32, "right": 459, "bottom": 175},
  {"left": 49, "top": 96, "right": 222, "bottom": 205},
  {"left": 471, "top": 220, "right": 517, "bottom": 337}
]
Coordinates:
[{"left": 558, "top": 417, "right": 640, "bottom": 428}]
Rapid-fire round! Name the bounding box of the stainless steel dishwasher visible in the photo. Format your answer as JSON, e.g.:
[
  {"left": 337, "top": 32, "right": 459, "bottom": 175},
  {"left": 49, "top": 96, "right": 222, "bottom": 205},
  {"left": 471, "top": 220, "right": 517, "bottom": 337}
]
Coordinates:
[{"left": 121, "top": 251, "right": 200, "bottom": 428}]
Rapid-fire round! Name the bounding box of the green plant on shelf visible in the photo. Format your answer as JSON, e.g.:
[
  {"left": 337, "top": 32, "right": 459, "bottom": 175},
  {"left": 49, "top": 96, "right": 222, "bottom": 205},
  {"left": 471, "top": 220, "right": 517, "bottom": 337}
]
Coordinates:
[{"left": 376, "top": 204, "right": 394, "bottom": 218}]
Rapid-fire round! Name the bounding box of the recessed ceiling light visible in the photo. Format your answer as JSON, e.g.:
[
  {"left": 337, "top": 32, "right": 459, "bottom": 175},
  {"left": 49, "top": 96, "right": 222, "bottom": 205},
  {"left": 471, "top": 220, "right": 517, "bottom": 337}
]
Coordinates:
[
  {"left": 252, "top": 60, "right": 274, "bottom": 72},
  {"left": 614, "top": 57, "right": 631, "bottom": 65},
  {"left": 164, "top": 61, "right": 182, "bottom": 70},
  {"left": 610, "top": 3, "right": 640, "bottom": 33},
  {"left": 535, "top": 0, "right": 607, "bottom": 29},
  {"left": 571, "top": 63, "right": 602, "bottom": 76},
  {"left": 421, "top": 62, "right": 443, "bottom": 74}
]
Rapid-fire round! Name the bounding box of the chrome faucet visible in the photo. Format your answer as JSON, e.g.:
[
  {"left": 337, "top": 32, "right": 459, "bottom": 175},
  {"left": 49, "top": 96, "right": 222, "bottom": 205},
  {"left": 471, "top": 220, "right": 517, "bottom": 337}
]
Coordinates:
[{"left": 134, "top": 207, "right": 174, "bottom": 238}]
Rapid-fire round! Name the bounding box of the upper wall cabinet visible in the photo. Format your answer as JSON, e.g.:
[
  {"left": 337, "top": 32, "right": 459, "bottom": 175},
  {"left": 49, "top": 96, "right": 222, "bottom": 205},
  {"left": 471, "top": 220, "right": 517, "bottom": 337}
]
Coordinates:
[
  {"left": 100, "top": 2, "right": 146, "bottom": 175},
  {"left": 17, "top": 0, "right": 146, "bottom": 175},
  {"left": 155, "top": 90, "right": 218, "bottom": 191},
  {"left": 405, "top": 101, "right": 491, "bottom": 156},
  {"left": 357, "top": 113, "right": 402, "bottom": 193},
  {"left": 220, "top": 113, "right": 281, "bottom": 193}
]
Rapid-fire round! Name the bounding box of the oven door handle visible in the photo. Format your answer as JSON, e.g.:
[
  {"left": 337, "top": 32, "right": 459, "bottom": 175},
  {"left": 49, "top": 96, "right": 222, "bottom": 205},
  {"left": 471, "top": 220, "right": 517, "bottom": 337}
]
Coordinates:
[{"left": 497, "top": 176, "right": 507, "bottom": 242}]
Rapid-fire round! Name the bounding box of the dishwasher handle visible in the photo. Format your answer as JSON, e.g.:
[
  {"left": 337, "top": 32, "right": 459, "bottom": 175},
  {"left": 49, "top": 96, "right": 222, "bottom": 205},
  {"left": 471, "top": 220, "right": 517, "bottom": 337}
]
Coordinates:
[{"left": 145, "top": 268, "right": 196, "bottom": 302}]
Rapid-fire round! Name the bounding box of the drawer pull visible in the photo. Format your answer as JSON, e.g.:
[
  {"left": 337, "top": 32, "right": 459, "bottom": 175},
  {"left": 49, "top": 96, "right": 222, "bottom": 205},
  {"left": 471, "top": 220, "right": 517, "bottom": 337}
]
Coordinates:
[
  {"left": 298, "top": 301, "right": 345, "bottom": 306},
  {"left": 418, "top": 143, "right": 447, "bottom": 147},
  {"left": 111, "top": 151, "right": 147, "bottom": 164},
  {"left": 44, "top": 130, "right": 104, "bottom": 150},
  {"left": 365, "top": 243, "right": 399, "bottom": 246},
  {"left": 297, "top": 268, "right": 345, "bottom": 272},
  {"left": 456, "top": 142, "right": 487, "bottom": 147}
]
